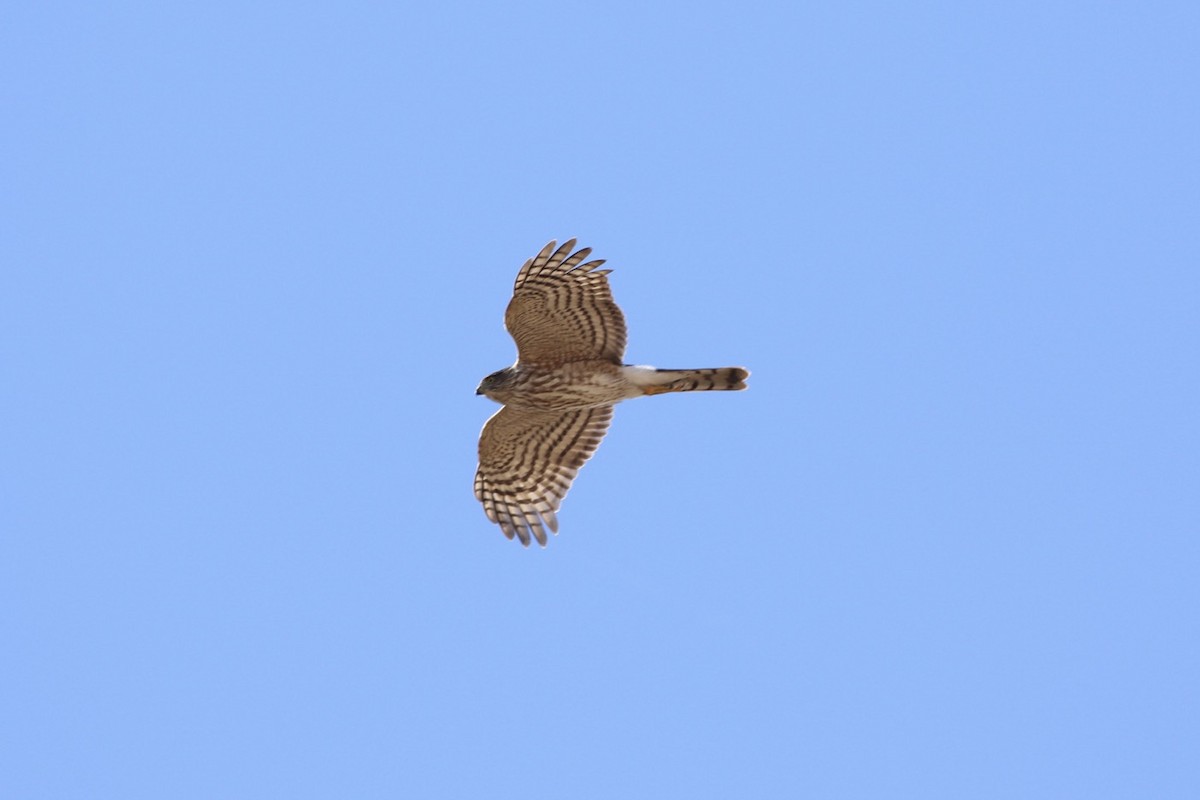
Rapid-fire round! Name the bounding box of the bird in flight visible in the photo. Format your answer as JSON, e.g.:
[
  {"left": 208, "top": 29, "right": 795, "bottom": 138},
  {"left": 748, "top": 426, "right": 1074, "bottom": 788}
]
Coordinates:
[{"left": 474, "top": 239, "right": 749, "bottom": 547}]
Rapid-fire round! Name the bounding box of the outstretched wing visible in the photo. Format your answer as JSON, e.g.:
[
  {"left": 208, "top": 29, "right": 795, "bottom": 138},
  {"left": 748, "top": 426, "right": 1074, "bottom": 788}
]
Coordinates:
[
  {"left": 504, "top": 239, "right": 627, "bottom": 365},
  {"left": 474, "top": 404, "right": 614, "bottom": 546}
]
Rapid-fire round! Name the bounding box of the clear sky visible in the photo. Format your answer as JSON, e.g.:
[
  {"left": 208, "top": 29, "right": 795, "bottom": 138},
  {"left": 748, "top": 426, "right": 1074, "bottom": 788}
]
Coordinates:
[{"left": 3, "top": 2, "right": 1198, "bottom": 798}]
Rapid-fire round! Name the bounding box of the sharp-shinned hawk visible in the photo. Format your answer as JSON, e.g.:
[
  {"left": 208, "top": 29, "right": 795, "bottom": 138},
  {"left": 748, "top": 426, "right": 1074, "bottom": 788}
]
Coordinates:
[{"left": 475, "top": 239, "right": 749, "bottom": 547}]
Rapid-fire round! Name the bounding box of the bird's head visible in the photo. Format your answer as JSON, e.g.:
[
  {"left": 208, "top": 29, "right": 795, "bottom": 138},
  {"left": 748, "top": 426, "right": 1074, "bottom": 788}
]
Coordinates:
[{"left": 476, "top": 366, "right": 518, "bottom": 400}]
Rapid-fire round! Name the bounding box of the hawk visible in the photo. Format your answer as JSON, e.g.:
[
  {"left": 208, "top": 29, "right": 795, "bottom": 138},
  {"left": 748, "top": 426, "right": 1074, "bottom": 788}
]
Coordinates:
[{"left": 474, "top": 239, "right": 749, "bottom": 547}]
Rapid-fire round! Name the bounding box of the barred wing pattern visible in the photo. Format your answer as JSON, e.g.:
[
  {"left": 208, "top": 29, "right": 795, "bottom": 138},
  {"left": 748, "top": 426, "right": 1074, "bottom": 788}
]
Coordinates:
[
  {"left": 504, "top": 239, "right": 627, "bottom": 364},
  {"left": 474, "top": 404, "right": 614, "bottom": 546}
]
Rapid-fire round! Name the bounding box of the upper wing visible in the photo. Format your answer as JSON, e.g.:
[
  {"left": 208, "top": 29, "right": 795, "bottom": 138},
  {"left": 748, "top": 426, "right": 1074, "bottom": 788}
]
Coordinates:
[
  {"left": 504, "top": 239, "right": 627, "bottom": 365},
  {"left": 474, "top": 404, "right": 614, "bottom": 547}
]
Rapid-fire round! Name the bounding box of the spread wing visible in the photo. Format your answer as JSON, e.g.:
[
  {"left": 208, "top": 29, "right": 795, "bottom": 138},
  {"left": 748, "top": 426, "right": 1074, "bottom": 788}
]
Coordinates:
[
  {"left": 504, "top": 239, "right": 627, "bottom": 365},
  {"left": 474, "top": 404, "right": 614, "bottom": 546}
]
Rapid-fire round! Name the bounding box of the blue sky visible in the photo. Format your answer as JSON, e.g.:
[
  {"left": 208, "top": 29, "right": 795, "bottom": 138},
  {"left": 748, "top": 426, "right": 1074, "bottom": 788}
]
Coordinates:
[{"left": 3, "top": 2, "right": 1198, "bottom": 797}]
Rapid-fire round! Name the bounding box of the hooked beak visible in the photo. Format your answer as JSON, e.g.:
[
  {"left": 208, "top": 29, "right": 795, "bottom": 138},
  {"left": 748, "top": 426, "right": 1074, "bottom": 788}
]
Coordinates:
[{"left": 475, "top": 386, "right": 484, "bottom": 396}]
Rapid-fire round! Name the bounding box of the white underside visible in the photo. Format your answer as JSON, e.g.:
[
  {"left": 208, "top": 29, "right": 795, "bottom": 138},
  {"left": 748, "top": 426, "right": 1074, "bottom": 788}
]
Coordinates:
[{"left": 620, "top": 364, "right": 669, "bottom": 387}]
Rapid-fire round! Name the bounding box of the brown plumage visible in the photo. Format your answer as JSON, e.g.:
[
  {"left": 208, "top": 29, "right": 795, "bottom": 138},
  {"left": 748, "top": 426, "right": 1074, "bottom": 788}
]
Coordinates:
[{"left": 475, "top": 239, "right": 749, "bottom": 547}]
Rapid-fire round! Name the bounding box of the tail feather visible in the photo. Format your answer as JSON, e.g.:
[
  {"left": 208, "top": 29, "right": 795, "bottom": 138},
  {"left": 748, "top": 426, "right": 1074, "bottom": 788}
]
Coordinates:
[{"left": 623, "top": 366, "right": 750, "bottom": 395}]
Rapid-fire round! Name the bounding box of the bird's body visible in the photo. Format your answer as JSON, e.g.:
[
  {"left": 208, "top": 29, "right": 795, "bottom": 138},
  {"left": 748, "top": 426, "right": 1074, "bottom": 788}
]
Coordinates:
[
  {"left": 478, "top": 362, "right": 748, "bottom": 410},
  {"left": 474, "top": 239, "right": 748, "bottom": 547},
  {"left": 477, "top": 360, "right": 636, "bottom": 409}
]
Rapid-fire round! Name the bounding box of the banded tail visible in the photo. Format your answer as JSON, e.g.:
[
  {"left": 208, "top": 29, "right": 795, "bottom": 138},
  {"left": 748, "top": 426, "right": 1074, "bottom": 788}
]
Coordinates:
[{"left": 622, "top": 365, "right": 750, "bottom": 396}]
